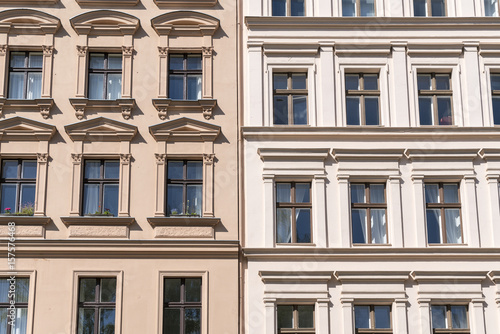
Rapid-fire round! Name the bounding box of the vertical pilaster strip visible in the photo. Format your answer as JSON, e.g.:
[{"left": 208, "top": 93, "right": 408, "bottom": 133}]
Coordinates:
[
  {"left": 155, "top": 154, "right": 167, "bottom": 217},
  {"left": 463, "top": 175, "right": 480, "bottom": 247},
  {"left": 70, "top": 153, "right": 83, "bottom": 216},
  {"left": 202, "top": 46, "right": 213, "bottom": 99},
  {"left": 35, "top": 153, "right": 48, "bottom": 216},
  {"left": 412, "top": 175, "right": 426, "bottom": 247},
  {"left": 203, "top": 153, "right": 215, "bottom": 217},
  {"left": 247, "top": 43, "right": 264, "bottom": 126},
  {"left": 118, "top": 153, "right": 131, "bottom": 217},
  {"left": 340, "top": 298, "right": 354, "bottom": 334},
  {"left": 338, "top": 174, "right": 351, "bottom": 248},
  {"left": 0, "top": 45, "right": 7, "bottom": 98},
  {"left": 463, "top": 43, "right": 483, "bottom": 126},
  {"left": 121, "top": 46, "right": 133, "bottom": 99},
  {"left": 264, "top": 298, "right": 276, "bottom": 334},
  {"left": 263, "top": 174, "right": 274, "bottom": 248},
  {"left": 393, "top": 298, "right": 408, "bottom": 334},
  {"left": 158, "top": 47, "right": 169, "bottom": 98},
  {"left": 319, "top": 44, "right": 335, "bottom": 126},
  {"left": 41, "top": 45, "right": 53, "bottom": 98},
  {"left": 486, "top": 174, "right": 500, "bottom": 247},
  {"left": 418, "top": 298, "right": 432, "bottom": 334},
  {"left": 316, "top": 298, "right": 330, "bottom": 334},
  {"left": 388, "top": 176, "right": 404, "bottom": 247},
  {"left": 313, "top": 175, "right": 328, "bottom": 247},
  {"left": 470, "top": 299, "right": 486, "bottom": 334},
  {"left": 391, "top": 42, "right": 410, "bottom": 126},
  {"left": 76, "top": 46, "right": 88, "bottom": 98}
]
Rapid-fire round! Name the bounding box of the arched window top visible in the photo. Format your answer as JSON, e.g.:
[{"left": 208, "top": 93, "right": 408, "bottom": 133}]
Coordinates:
[
  {"left": 70, "top": 10, "right": 140, "bottom": 36},
  {"left": 0, "top": 9, "right": 60, "bottom": 34},
  {"left": 151, "top": 11, "right": 219, "bottom": 36}
]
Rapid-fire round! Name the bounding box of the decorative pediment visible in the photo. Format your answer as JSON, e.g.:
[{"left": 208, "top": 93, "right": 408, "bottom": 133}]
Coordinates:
[
  {"left": 149, "top": 117, "right": 220, "bottom": 142},
  {"left": 151, "top": 11, "right": 219, "bottom": 36},
  {"left": 65, "top": 117, "right": 137, "bottom": 142},
  {"left": 0, "top": 9, "right": 60, "bottom": 34},
  {"left": 153, "top": 0, "right": 217, "bottom": 8},
  {"left": 0, "top": 116, "right": 56, "bottom": 141},
  {"left": 70, "top": 10, "right": 140, "bottom": 36},
  {"left": 76, "top": 0, "right": 139, "bottom": 5}
]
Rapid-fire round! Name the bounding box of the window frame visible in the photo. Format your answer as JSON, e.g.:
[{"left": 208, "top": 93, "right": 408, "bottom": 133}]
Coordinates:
[
  {"left": 490, "top": 72, "right": 500, "bottom": 125},
  {"left": 350, "top": 183, "right": 388, "bottom": 245},
  {"left": 277, "top": 304, "right": 315, "bottom": 334},
  {"left": 0, "top": 277, "right": 30, "bottom": 334},
  {"left": 87, "top": 52, "right": 122, "bottom": 100},
  {"left": 414, "top": 0, "right": 447, "bottom": 16},
  {"left": 272, "top": 0, "right": 306, "bottom": 16},
  {"left": 417, "top": 72, "right": 453, "bottom": 126},
  {"left": 354, "top": 304, "right": 393, "bottom": 334},
  {"left": 342, "top": 0, "right": 376, "bottom": 17},
  {"left": 0, "top": 159, "right": 37, "bottom": 214},
  {"left": 431, "top": 304, "right": 470, "bottom": 333},
  {"left": 162, "top": 277, "right": 203, "bottom": 333},
  {"left": 273, "top": 72, "right": 308, "bottom": 125},
  {"left": 81, "top": 159, "right": 120, "bottom": 216},
  {"left": 275, "top": 181, "right": 312, "bottom": 244},
  {"left": 168, "top": 53, "right": 203, "bottom": 101},
  {"left": 7, "top": 51, "right": 43, "bottom": 100},
  {"left": 425, "top": 182, "right": 463, "bottom": 244},
  {"left": 345, "top": 73, "right": 380, "bottom": 126},
  {"left": 166, "top": 160, "right": 203, "bottom": 217}
]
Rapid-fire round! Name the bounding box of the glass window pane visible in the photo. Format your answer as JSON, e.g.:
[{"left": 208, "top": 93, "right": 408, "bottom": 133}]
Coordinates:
[
  {"left": 351, "top": 184, "right": 366, "bottom": 203},
  {"left": 277, "top": 305, "right": 293, "bottom": 329},
  {"left": 296, "top": 208, "right": 311, "bottom": 243},
  {"left": 99, "top": 308, "right": 115, "bottom": 334},
  {"left": 292, "top": 73, "right": 306, "bottom": 89},
  {"left": 1, "top": 184, "right": 17, "bottom": 213},
  {"left": 432, "top": 305, "right": 447, "bottom": 329},
  {"left": 276, "top": 208, "right": 292, "bottom": 243},
  {"left": 186, "top": 185, "right": 202, "bottom": 215},
  {"left": 85, "top": 161, "right": 101, "bottom": 179},
  {"left": 443, "top": 184, "right": 459, "bottom": 203},
  {"left": 298, "top": 305, "right": 314, "bottom": 328},
  {"left": 26, "top": 72, "right": 42, "bottom": 99},
  {"left": 274, "top": 74, "right": 288, "bottom": 89},
  {"left": 0, "top": 308, "right": 7, "bottom": 334},
  {"left": 187, "top": 161, "right": 203, "bottom": 180},
  {"left": 355, "top": 306, "right": 370, "bottom": 329},
  {"left": 185, "top": 308, "right": 201, "bottom": 334},
  {"left": 187, "top": 55, "right": 202, "bottom": 70},
  {"left": 169, "top": 75, "right": 184, "bottom": 100},
  {"left": 187, "top": 74, "right": 202, "bottom": 100},
  {"left": 167, "top": 161, "right": 184, "bottom": 180},
  {"left": 426, "top": 209, "right": 442, "bottom": 244},
  {"left": 163, "top": 308, "right": 180, "bottom": 334},
  {"left": 103, "top": 184, "right": 119, "bottom": 217},
  {"left": 273, "top": 95, "right": 288, "bottom": 125},
  {"left": 374, "top": 306, "right": 391, "bottom": 329},
  {"left": 425, "top": 184, "right": 440, "bottom": 203},
  {"left": 20, "top": 184, "right": 35, "bottom": 211},
  {"left": 79, "top": 278, "right": 96, "bottom": 302},
  {"left": 107, "top": 73, "right": 122, "bottom": 100},
  {"left": 346, "top": 97, "right": 361, "bottom": 125},
  {"left": 83, "top": 184, "right": 100, "bottom": 215},
  {"left": 418, "top": 74, "right": 432, "bottom": 90},
  {"left": 170, "top": 55, "right": 184, "bottom": 70},
  {"left": 272, "top": 0, "right": 287, "bottom": 16},
  {"left": 167, "top": 184, "right": 184, "bottom": 215},
  {"left": 100, "top": 278, "right": 116, "bottom": 303},
  {"left": 370, "top": 185, "right": 385, "bottom": 203},
  {"left": 493, "top": 97, "right": 500, "bottom": 125},
  {"left": 164, "top": 278, "right": 181, "bottom": 303},
  {"left": 365, "top": 97, "right": 380, "bottom": 125},
  {"left": 436, "top": 74, "right": 450, "bottom": 90},
  {"left": 492, "top": 74, "right": 500, "bottom": 90},
  {"left": 352, "top": 209, "right": 367, "bottom": 244},
  {"left": 28, "top": 52, "right": 43, "bottom": 68},
  {"left": 21, "top": 161, "right": 37, "bottom": 179},
  {"left": 78, "top": 308, "right": 95, "bottom": 334},
  {"left": 290, "top": 0, "right": 305, "bottom": 16},
  {"left": 88, "top": 73, "right": 105, "bottom": 100},
  {"left": 3, "top": 160, "right": 18, "bottom": 179},
  {"left": 107, "top": 54, "right": 122, "bottom": 70},
  {"left": 342, "top": 0, "right": 356, "bottom": 16},
  {"left": 451, "top": 306, "right": 468, "bottom": 329},
  {"left": 437, "top": 97, "right": 452, "bottom": 125},
  {"left": 0, "top": 279, "right": 8, "bottom": 303},
  {"left": 185, "top": 278, "right": 201, "bottom": 303},
  {"left": 90, "top": 54, "right": 105, "bottom": 69},
  {"left": 445, "top": 209, "right": 462, "bottom": 243},
  {"left": 292, "top": 95, "right": 307, "bottom": 125},
  {"left": 295, "top": 183, "right": 310, "bottom": 203},
  {"left": 10, "top": 52, "right": 26, "bottom": 68},
  {"left": 9, "top": 72, "right": 25, "bottom": 99},
  {"left": 276, "top": 183, "right": 291, "bottom": 202},
  {"left": 371, "top": 209, "right": 387, "bottom": 244},
  {"left": 414, "top": 0, "right": 427, "bottom": 16},
  {"left": 360, "top": 0, "right": 375, "bottom": 16},
  {"left": 15, "top": 278, "right": 29, "bottom": 304},
  {"left": 431, "top": 0, "right": 446, "bottom": 16},
  {"left": 485, "top": 0, "right": 499, "bottom": 16},
  {"left": 104, "top": 161, "right": 120, "bottom": 179},
  {"left": 419, "top": 97, "right": 433, "bottom": 125},
  {"left": 345, "top": 74, "right": 359, "bottom": 90},
  {"left": 364, "top": 74, "right": 378, "bottom": 90}
]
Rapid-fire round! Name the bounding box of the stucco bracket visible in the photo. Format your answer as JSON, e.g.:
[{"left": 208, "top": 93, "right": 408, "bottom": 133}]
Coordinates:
[{"left": 152, "top": 99, "right": 217, "bottom": 120}]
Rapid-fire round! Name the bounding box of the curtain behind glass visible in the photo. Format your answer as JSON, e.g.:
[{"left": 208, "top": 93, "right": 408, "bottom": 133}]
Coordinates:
[
  {"left": 426, "top": 209, "right": 442, "bottom": 243},
  {"left": 88, "top": 73, "right": 104, "bottom": 99},
  {"left": 276, "top": 208, "right": 292, "bottom": 243},
  {"left": 9, "top": 73, "right": 24, "bottom": 99},
  {"left": 360, "top": 0, "right": 375, "bottom": 16},
  {"left": 83, "top": 184, "right": 100, "bottom": 215},
  {"left": 14, "top": 308, "right": 27, "bottom": 334},
  {"left": 342, "top": 0, "right": 356, "bottom": 16},
  {"left": 445, "top": 209, "right": 461, "bottom": 243},
  {"left": 26, "top": 73, "right": 42, "bottom": 99},
  {"left": 485, "top": 0, "right": 499, "bottom": 16},
  {"left": 451, "top": 306, "right": 468, "bottom": 329},
  {"left": 187, "top": 75, "right": 202, "bottom": 100},
  {"left": 371, "top": 209, "right": 387, "bottom": 244},
  {"left": 352, "top": 209, "right": 367, "bottom": 243},
  {"left": 107, "top": 74, "right": 121, "bottom": 100}
]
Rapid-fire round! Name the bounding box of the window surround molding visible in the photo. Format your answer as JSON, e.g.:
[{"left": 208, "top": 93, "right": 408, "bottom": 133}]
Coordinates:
[
  {"left": 69, "top": 10, "right": 139, "bottom": 120},
  {"left": 75, "top": 0, "right": 139, "bottom": 5},
  {"left": 487, "top": 271, "right": 500, "bottom": 307},
  {"left": 0, "top": 9, "right": 60, "bottom": 119},
  {"left": 407, "top": 0, "right": 457, "bottom": 17},
  {"left": 478, "top": 56, "right": 500, "bottom": 127},
  {"left": 154, "top": 0, "right": 218, "bottom": 8},
  {"left": 264, "top": 0, "right": 313, "bottom": 16},
  {"left": 157, "top": 271, "right": 208, "bottom": 334},
  {"left": 332, "top": 149, "right": 405, "bottom": 248},
  {"left": 411, "top": 271, "right": 487, "bottom": 334},
  {"left": 70, "top": 271, "right": 124, "bottom": 334},
  {"left": 151, "top": 11, "right": 219, "bottom": 120},
  {"left": 477, "top": 149, "right": 500, "bottom": 247}
]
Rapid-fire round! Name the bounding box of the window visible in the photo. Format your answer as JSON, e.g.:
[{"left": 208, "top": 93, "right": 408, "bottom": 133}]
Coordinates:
[
  {"left": 431, "top": 305, "right": 469, "bottom": 333},
  {"left": 355, "top": 305, "right": 392, "bottom": 334},
  {"left": 414, "top": 0, "right": 446, "bottom": 16},
  {"left": 277, "top": 305, "right": 314, "bottom": 334},
  {"left": 169, "top": 54, "right": 202, "bottom": 101},
  {"left": 82, "top": 160, "right": 120, "bottom": 217},
  {"left": 8, "top": 52, "right": 42, "bottom": 100},
  {"left": 491, "top": 74, "right": 500, "bottom": 124},
  {"left": 417, "top": 73, "right": 452, "bottom": 125},
  {"left": 345, "top": 73, "right": 380, "bottom": 125},
  {"left": 425, "top": 183, "right": 462, "bottom": 244},
  {"left": 342, "top": 0, "right": 375, "bottom": 16},
  {"left": 276, "top": 182, "right": 311, "bottom": 244},
  {"left": 0, "top": 277, "right": 29, "bottom": 334},
  {"left": 88, "top": 53, "right": 122, "bottom": 100},
  {"left": 273, "top": 73, "right": 308, "bottom": 125},
  {"left": 1, "top": 160, "right": 36, "bottom": 214},
  {"left": 167, "top": 160, "right": 203, "bottom": 216},
  {"left": 163, "top": 278, "right": 202, "bottom": 334},
  {"left": 272, "top": 0, "right": 305, "bottom": 16},
  {"left": 485, "top": 0, "right": 499, "bottom": 16},
  {"left": 77, "top": 277, "right": 116, "bottom": 334},
  {"left": 351, "top": 183, "right": 387, "bottom": 244}
]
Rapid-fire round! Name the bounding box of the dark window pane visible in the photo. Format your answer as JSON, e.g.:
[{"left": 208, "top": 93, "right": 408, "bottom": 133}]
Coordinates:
[
  {"left": 292, "top": 74, "right": 306, "bottom": 89},
  {"left": 168, "top": 161, "right": 184, "bottom": 180},
  {"left": 8, "top": 72, "right": 24, "bottom": 99},
  {"left": 79, "top": 279, "right": 96, "bottom": 302},
  {"left": 351, "top": 184, "right": 366, "bottom": 203},
  {"left": 374, "top": 306, "right": 391, "bottom": 329},
  {"left": 187, "top": 55, "right": 202, "bottom": 70},
  {"left": 346, "top": 97, "right": 360, "bottom": 125},
  {"left": 345, "top": 74, "right": 359, "bottom": 90},
  {"left": 185, "top": 308, "right": 201, "bottom": 334},
  {"left": 169, "top": 75, "right": 184, "bottom": 100},
  {"left": 107, "top": 54, "right": 122, "bottom": 70},
  {"left": 451, "top": 306, "right": 468, "bottom": 329},
  {"left": 414, "top": 0, "right": 427, "bottom": 16},
  {"left": 0, "top": 279, "right": 9, "bottom": 303},
  {"left": 295, "top": 183, "right": 310, "bottom": 203},
  {"left": 425, "top": 184, "right": 439, "bottom": 203},
  {"left": 85, "top": 161, "right": 101, "bottom": 179},
  {"left": 2, "top": 160, "right": 18, "bottom": 179},
  {"left": 360, "top": 0, "right": 375, "bottom": 16},
  {"left": 485, "top": 0, "right": 499, "bottom": 16},
  {"left": 100, "top": 278, "right": 116, "bottom": 303},
  {"left": 163, "top": 308, "right": 180, "bottom": 334},
  {"left": 170, "top": 55, "right": 184, "bottom": 70},
  {"left": 83, "top": 184, "right": 100, "bottom": 215},
  {"left": 365, "top": 97, "right": 379, "bottom": 125},
  {"left": 20, "top": 184, "right": 35, "bottom": 210},
  {"left": 443, "top": 184, "right": 459, "bottom": 203},
  {"left": 276, "top": 183, "right": 291, "bottom": 202},
  {"left": 78, "top": 308, "right": 95, "bottom": 334},
  {"left": 436, "top": 74, "right": 450, "bottom": 90},
  {"left": 432, "top": 305, "right": 447, "bottom": 329},
  {"left": 431, "top": 0, "right": 446, "bottom": 16},
  {"left": 298, "top": 305, "right": 314, "bottom": 328},
  {"left": 426, "top": 209, "right": 442, "bottom": 243},
  {"left": 100, "top": 309, "right": 115, "bottom": 334},
  {"left": 104, "top": 161, "right": 120, "bottom": 179},
  {"left": 28, "top": 52, "right": 43, "bottom": 67},
  {"left": 291, "top": 0, "right": 305, "bottom": 16},
  {"left": 1, "top": 184, "right": 17, "bottom": 213},
  {"left": 418, "top": 74, "right": 432, "bottom": 90},
  {"left": 15, "top": 278, "right": 29, "bottom": 304},
  {"left": 419, "top": 97, "right": 433, "bottom": 125},
  {"left": 0, "top": 308, "right": 7, "bottom": 334},
  {"left": 277, "top": 305, "right": 293, "bottom": 329},
  {"left": 164, "top": 278, "right": 181, "bottom": 303},
  {"left": 352, "top": 209, "right": 367, "bottom": 243},
  {"left": 187, "top": 74, "right": 202, "bottom": 100},
  {"left": 88, "top": 73, "right": 105, "bottom": 100},
  {"left": 185, "top": 278, "right": 202, "bottom": 303},
  {"left": 273, "top": 95, "right": 288, "bottom": 125},
  {"left": 355, "top": 306, "right": 370, "bottom": 329},
  {"left": 167, "top": 184, "right": 184, "bottom": 215},
  {"left": 21, "top": 161, "right": 37, "bottom": 179},
  {"left": 186, "top": 185, "right": 202, "bottom": 215},
  {"left": 274, "top": 74, "right": 288, "bottom": 90},
  {"left": 10, "top": 52, "right": 26, "bottom": 68},
  {"left": 437, "top": 97, "right": 452, "bottom": 125},
  {"left": 187, "top": 162, "right": 203, "bottom": 180},
  {"left": 491, "top": 74, "right": 500, "bottom": 90},
  {"left": 276, "top": 208, "right": 292, "bottom": 243},
  {"left": 364, "top": 75, "right": 378, "bottom": 90},
  {"left": 492, "top": 97, "right": 500, "bottom": 124},
  {"left": 90, "top": 54, "right": 105, "bottom": 69},
  {"left": 296, "top": 208, "right": 311, "bottom": 243},
  {"left": 272, "top": 0, "right": 287, "bottom": 16},
  {"left": 342, "top": 0, "right": 356, "bottom": 16},
  {"left": 292, "top": 95, "right": 307, "bottom": 125},
  {"left": 370, "top": 184, "right": 385, "bottom": 203}
]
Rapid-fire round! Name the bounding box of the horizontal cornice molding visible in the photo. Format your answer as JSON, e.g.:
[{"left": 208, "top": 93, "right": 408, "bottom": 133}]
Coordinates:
[
  {"left": 147, "top": 217, "right": 220, "bottom": 227},
  {"left": 259, "top": 271, "right": 333, "bottom": 283},
  {"left": 333, "top": 149, "right": 405, "bottom": 161},
  {"left": 0, "top": 216, "right": 50, "bottom": 225},
  {"left": 76, "top": 0, "right": 139, "bottom": 5},
  {"left": 61, "top": 216, "right": 135, "bottom": 226},
  {"left": 404, "top": 148, "right": 479, "bottom": 161},
  {"left": 334, "top": 271, "right": 410, "bottom": 282},
  {"left": 411, "top": 271, "right": 489, "bottom": 282},
  {"left": 258, "top": 148, "right": 330, "bottom": 161},
  {"left": 154, "top": 0, "right": 217, "bottom": 7}
]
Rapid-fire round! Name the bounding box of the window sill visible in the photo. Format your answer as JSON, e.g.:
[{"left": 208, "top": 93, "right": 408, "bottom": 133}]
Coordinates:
[
  {"left": 76, "top": 0, "right": 139, "bottom": 5},
  {"left": 61, "top": 216, "right": 135, "bottom": 226},
  {"left": 427, "top": 243, "right": 468, "bottom": 246},
  {"left": 147, "top": 217, "right": 220, "bottom": 239},
  {"left": 276, "top": 243, "right": 316, "bottom": 247},
  {"left": 152, "top": 99, "right": 217, "bottom": 120},
  {"left": 147, "top": 217, "right": 220, "bottom": 227},
  {"left": 154, "top": 0, "right": 217, "bottom": 7},
  {"left": 69, "top": 98, "right": 135, "bottom": 120},
  {"left": 0, "top": 98, "right": 54, "bottom": 119},
  {"left": 0, "top": 216, "right": 51, "bottom": 225},
  {"left": 352, "top": 243, "right": 393, "bottom": 247}
]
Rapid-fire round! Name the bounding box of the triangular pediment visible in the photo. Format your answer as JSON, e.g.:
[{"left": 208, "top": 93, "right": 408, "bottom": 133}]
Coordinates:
[
  {"left": 149, "top": 117, "right": 220, "bottom": 142},
  {"left": 65, "top": 117, "right": 137, "bottom": 142},
  {"left": 0, "top": 116, "right": 56, "bottom": 141},
  {"left": 70, "top": 10, "right": 139, "bottom": 36},
  {"left": 151, "top": 11, "right": 219, "bottom": 36}
]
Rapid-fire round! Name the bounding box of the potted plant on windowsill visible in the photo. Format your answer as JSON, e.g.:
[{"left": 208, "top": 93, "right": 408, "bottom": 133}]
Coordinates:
[
  {"left": 85, "top": 207, "right": 114, "bottom": 217},
  {"left": 168, "top": 206, "right": 200, "bottom": 218},
  {"left": 1, "top": 204, "right": 35, "bottom": 216}
]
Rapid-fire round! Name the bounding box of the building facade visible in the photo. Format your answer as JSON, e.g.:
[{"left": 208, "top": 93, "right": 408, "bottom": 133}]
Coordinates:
[
  {"left": 0, "top": 0, "right": 239, "bottom": 333},
  {"left": 242, "top": 0, "right": 500, "bottom": 333}
]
